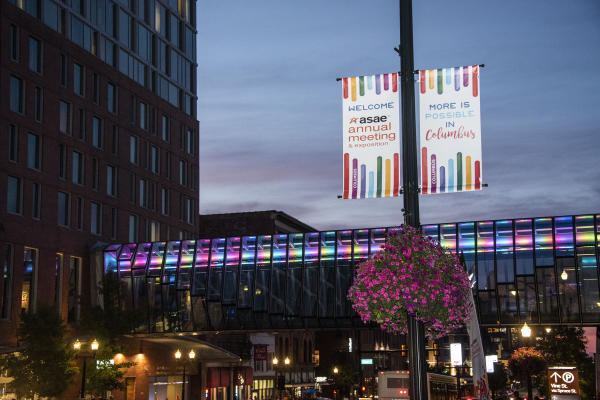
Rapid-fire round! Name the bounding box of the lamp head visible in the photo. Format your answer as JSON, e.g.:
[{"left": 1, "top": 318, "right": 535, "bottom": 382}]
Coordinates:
[
  {"left": 521, "top": 322, "right": 531, "bottom": 338},
  {"left": 333, "top": 367, "right": 339, "bottom": 374},
  {"left": 73, "top": 340, "right": 81, "bottom": 350},
  {"left": 272, "top": 357, "right": 279, "bottom": 365},
  {"left": 91, "top": 339, "right": 99, "bottom": 351},
  {"left": 284, "top": 357, "right": 290, "bottom": 365},
  {"left": 188, "top": 349, "right": 196, "bottom": 359},
  {"left": 561, "top": 269, "right": 568, "bottom": 280},
  {"left": 175, "top": 349, "right": 182, "bottom": 359}
]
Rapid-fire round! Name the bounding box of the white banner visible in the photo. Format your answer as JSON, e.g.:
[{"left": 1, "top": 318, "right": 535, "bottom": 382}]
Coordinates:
[
  {"left": 418, "top": 66, "right": 482, "bottom": 194},
  {"left": 342, "top": 74, "right": 401, "bottom": 199},
  {"left": 467, "top": 287, "right": 489, "bottom": 400}
]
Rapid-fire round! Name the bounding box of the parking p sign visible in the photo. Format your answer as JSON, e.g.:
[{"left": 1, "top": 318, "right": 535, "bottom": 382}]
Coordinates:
[{"left": 547, "top": 366, "right": 580, "bottom": 396}]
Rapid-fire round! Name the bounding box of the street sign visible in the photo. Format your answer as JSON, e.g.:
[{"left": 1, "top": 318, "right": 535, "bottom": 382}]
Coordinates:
[
  {"left": 450, "top": 343, "right": 462, "bottom": 366},
  {"left": 361, "top": 358, "right": 374, "bottom": 365},
  {"left": 547, "top": 367, "right": 580, "bottom": 396}
]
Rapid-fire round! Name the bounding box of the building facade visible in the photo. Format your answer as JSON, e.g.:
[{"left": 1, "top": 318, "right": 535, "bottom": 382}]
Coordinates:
[{"left": 0, "top": 0, "right": 198, "bottom": 351}]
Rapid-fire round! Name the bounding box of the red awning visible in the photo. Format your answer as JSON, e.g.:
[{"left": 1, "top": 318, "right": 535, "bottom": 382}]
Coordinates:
[{"left": 207, "top": 367, "right": 253, "bottom": 388}]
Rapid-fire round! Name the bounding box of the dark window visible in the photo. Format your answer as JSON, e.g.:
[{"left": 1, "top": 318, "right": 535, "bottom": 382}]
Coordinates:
[
  {"left": 119, "top": 9, "right": 131, "bottom": 48},
  {"left": 186, "top": 129, "right": 193, "bottom": 154},
  {"left": 161, "top": 115, "right": 169, "bottom": 141},
  {"left": 72, "top": 151, "right": 84, "bottom": 185},
  {"left": 28, "top": 37, "right": 42, "bottom": 73},
  {"left": 8, "top": 125, "right": 18, "bottom": 162},
  {"left": 78, "top": 109, "right": 86, "bottom": 140},
  {"left": 10, "top": 76, "right": 24, "bottom": 114},
  {"left": 128, "top": 214, "right": 138, "bottom": 242},
  {"left": 57, "top": 192, "right": 70, "bottom": 226},
  {"left": 111, "top": 126, "right": 119, "bottom": 155},
  {"left": 111, "top": 208, "right": 118, "bottom": 239},
  {"left": 129, "top": 136, "right": 138, "bottom": 164},
  {"left": 9, "top": 25, "right": 19, "bottom": 61},
  {"left": 139, "top": 179, "right": 147, "bottom": 207},
  {"left": 139, "top": 102, "right": 147, "bottom": 130},
  {"left": 27, "top": 133, "right": 41, "bottom": 170},
  {"left": 67, "top": 257, "right": 81, "bottom": 322},
  {"left": 74, "top": 63, "right": 84, "bottom": 96},
  {"left": 60, "top": 54, "right": 67, "bottom": 86},
  {"left": 92, "top": 73, "right": 99, "bottom": 103},
  {"left": 107, "top": 83, "right": 117, "bottom": 113},
  {"left": 107, "top": 165, "right": 117, "bottom": 196},
  {"left": 165, "top": 151, "right": 171, "bottom": 179},
  {"left": 59, "top": 101, "right": 71, "bottom": 134},
  {"left": 90, "top": 202, "right": 101, "bottom": 235},
  {"left": 76, "top": 197, "right": 84, "bottom": 230},
  {"left": 92, "top": 158, "right": 99, "bottom": 190},
  {"left": 151, "top": 146, "right": 159, "bottom": 174},
  {"left": 2, "top": 245, "right": 13, "bottom": 319},
  {"left": 32, "top": 183, "right": 41, "bottom": 219},
  {"left": 92, "top": 117, "right": 103, "bottom": 148},
  {"left": 34, "top": 87, "right": 43, "bottom": 122},
  {"left": 7, "top": 176, "right": 22, "bottom": 215},
  {"left": 161, "top": 188, "right": 169, "bottom": 215},
  {"left": 54, "top": 254, "right": 63, "bottom": 308}
]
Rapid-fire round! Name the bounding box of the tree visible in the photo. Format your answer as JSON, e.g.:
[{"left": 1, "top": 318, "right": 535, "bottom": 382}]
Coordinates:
[
  {"left": 76, "top": 273, "right": 136, "bottom": 397},
  {"left": 508, "top": 347, "right": 546, "bottom": 400},
  {"left": 488, "top": 362, "right": 509, "bottom": 398},
  {"left": 535, "top": 326, "right": 595, "bottom": 399},
  {"left": 0, "top": 304, "right": 78, "bottom": 398}
]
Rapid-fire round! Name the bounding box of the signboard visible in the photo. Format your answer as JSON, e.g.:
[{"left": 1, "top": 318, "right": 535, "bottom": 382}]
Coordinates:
[
  {"left": 466, "top": 286, "right": 489, "bottom": 400},
  {"left": 253, "top": 344, "right": 267, "bottom": 361},
  {"left": 485, "top": 355, "right": 498, "bottom": 373},
  {"left": 360, "top": 358, "right": 374, "bottom": 365},
  {"left": 342, "top": 73, "right": 401, "bottom": 199},
  {"left": 548, "top": 367, "right": 580, "bottom": 396},
  {"left": 450, "top": 343, "right": 462, "bottom": 366},
  {"left": 418, "top": 65, "right": 483, "bottom": 194}
]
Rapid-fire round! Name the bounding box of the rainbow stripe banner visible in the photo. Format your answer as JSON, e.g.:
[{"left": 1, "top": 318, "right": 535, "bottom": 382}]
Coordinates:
[
  {"left": 342, "top": 74, "right": 401, "bottom": 199},
  {"left": 418, "top": 66, "right": 483, "bottom": 194}
]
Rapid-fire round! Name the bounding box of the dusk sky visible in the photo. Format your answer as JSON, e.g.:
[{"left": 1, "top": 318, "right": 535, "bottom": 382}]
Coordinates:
[{"left": 197, "top": 0, "right": 600, "bottom": 231}]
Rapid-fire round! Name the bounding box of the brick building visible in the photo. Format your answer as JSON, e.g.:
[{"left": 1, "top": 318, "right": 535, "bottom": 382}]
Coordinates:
[{"left": 0, "top": 0, "right": 198, "bottom": 365}]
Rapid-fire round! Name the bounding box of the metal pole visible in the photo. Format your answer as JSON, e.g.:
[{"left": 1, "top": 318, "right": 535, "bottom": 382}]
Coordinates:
[
  {"left": 182, "top": 364, "right": 186, "bottom": 400},
  {"left": 80, "top": 356, "right": 87, "bottom": 399},
  {"left": 399, "top": 0, "right": 427, "bottom": 399}
]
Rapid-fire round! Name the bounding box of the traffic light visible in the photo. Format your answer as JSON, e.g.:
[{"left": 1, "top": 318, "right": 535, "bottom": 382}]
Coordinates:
[{"left": 277, "top": 375, "right": 285, "bottom": 390}]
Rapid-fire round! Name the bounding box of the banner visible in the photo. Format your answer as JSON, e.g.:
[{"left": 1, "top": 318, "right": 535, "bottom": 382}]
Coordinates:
[
  {"left": 466, "top": 286, "right": 489, "bottom": 400},
  {"left": 418, "top": 66, "right": 482, "bottom": 194},
  {"left": 342, "top": 74, "right": 401, "bottom": 199}
]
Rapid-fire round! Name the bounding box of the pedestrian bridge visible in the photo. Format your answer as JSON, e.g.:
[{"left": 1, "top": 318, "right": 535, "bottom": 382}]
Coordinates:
[{"left": 99, "top": 214, "right": 599, "bottom": 333}]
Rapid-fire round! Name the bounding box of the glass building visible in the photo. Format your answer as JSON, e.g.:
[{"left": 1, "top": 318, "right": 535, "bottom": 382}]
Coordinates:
[
  {"left": 9, "top": 0, "right": 197, "bottom": 116},
  {"left": 101, "top": 214, "right": 600, "bottom": 333}
]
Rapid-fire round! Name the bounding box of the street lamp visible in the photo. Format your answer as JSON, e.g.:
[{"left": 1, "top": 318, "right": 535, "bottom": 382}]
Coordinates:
[
  {"left": 273, "top": 356, "right": 291, "bottom": 400},
  {"left": 174, "top": 349, "right": 195, "bottom": 400},
  {"left": 561, "top": 269, "right": 568, "bottom": 280},
  {"left": 73, "top": 339, "right": 100, "bottom": 399},
  {"left": 521, "top": 322, "right": 531, "bottom": 338},
  {"left": 333, "top": 367, "right": 339, "bottom": 374}
]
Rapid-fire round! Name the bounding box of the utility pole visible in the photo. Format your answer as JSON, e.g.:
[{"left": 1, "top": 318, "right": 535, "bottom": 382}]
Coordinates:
[{"left": 398, "top": 0, "right": 428, "bottom": 399}]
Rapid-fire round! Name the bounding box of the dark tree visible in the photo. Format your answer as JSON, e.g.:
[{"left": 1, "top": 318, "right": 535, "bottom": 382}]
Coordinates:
[
  {"left": 488, "top": 362, "right": 508, "bottom": 398},
  {"left": 0, "top": 304, "right": 78, "bottom": 398},
  {"left": 535, "top": 326, "right": 595, "bottom": 399},
  {"left": 508, "top": 347, "right": 546, "bottom": 400}
]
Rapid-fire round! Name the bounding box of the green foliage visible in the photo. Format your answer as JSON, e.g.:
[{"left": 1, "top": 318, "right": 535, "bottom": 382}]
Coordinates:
[
  {"left": 488, "top": 362, "right": 509, "bottom": 396},
  {"left": 76, "top": 273, "right": 137, "bottom": 396},
  {"left": 0, "top": 304, "right": 78, "bottom": 398},
  {"left": 508, "top": 347, "right": 546, "bottom": 380},
  {"left": 534, "top": 326, "right": 595, "bottom": 399}
]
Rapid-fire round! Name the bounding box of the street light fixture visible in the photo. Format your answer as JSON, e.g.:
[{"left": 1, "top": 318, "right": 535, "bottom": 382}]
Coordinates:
[
  {"left": 545, "top": 327, "right": 551, "bottom": 333},
  {"left": 284, "top": 357, "right": 290, "bottom": 365},
  {"left": 561, "top": 269, "right": 568, "bottom": 280},
  {"left": 73, "top": 339, "right": 100, "bottom": 399},
  {"left": 333, "top": 367, "right": 339, "bottom": 374},
  {"left": 174, "top": 349, "right": 196, "bottom": 400},
  {"left": 521, "top": 322, "right": 531, "bottom": 338}
]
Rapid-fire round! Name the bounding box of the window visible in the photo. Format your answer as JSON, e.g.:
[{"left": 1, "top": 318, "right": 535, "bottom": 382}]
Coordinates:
[
  {"left": 92, "top": 117, "right": 103, "bottom": 148},
  {"left": 111, "top": 208, "right": 118, "bottom": 239},
  {"left": 112, "top": 126, "right": 119, "bottom": 155},
  {"left": 151, "top": 146, "right": 159, "bottom": 174},
  {"left": 59, "top": 101, "right": 71, "bottom": 134},
  {"left": 7, "top": 176, "right": 22, "bottom": 215},
  {"left": 139, "top": 102, "right": 147, "bottom": 130},
  {"left": 128, "top": 214, "right": 138, "bottom": 242},
  {"left": 186, "top": 129, "right": 193, "bottom": 154},
  {"left": 179, "top": 193, "right": 184, "bottom": 220},
  {"left": 74, "top": 63, "right": 84, "bottom": 96},
  {"left": 9, "top": 25, "right": 19, "bottom": 61},
  {"left": 34, "top": 87, "right": 43, "bottom": 122},
  {"left": 107, "top": 83, "right": 117, "bottom": 113},
  {"left": 90, "top": 202, "right": 101, "bottom": 235},
  {"left": 118, "top": 9, "right": 131, "bottom": 48},
  {"left": 179, "top": 160, "right": 186, "bottom": 185},
  {"left": 76, "top": 197, "right": 84, "bottom": 230},
  {"left": 57, "top": 192, "right": 70, "bottom": 226},
  {"left": 139, "top": 179, "right": 147, "bottom": 207},
  {"left": 22, "top": 248, "right": 37, "bottom": 313},
  {"left": 60, "top": 54, "right": 67, "bottom": 86},
  {"left": 8, "top": 125, "right": 18, "bottom": 162},
  {"left": 129, "top": 136, "right": 138, "bottom": 164},
  {"left": 78, "top": 109, "right": 86, "bottom": 140},
  {"left": 161, "top": 188, "right": 169, "bottom": 215},
  {"left": 165, "top": 151, "right": 171, "bottom": 179},
  {"left": 32, "top": 183, "right": 41, "bottom": 219},
  {"left": 27, "top": 133, "right": 41, "bottom": 170},
  {"left": 2, "top": 245, "right": 13, "bottom": 319},
  {"left": 107, "top": 165, "right": 117, "bottom": 196},
  {"left": 161, "top": 115, "right": 170, "bottom": 141},
  {"left": 92, "top": 158, "right": 99, "bottom": 190},
  {"left": 129, "top": 173, "right": 136, "bottom": 202},
  {"left": 10, "top": 76, "right": 24, "bottom": 114},
  {"left": 67, "top": 257, "right": 81, "bottom": 322},
  {"left": 150, "top": 221, "right": 159, "bottom": 241},
  {"left": 92, "top": 73, "right": 99, "bottom": 103},
  {"left": 186, "top": 198, "right": 193, "bottom": 224},
  {"left": 54, "top": 254, "right": 63, "bottom": 308},
  {"left": 72, "top": 151, "right": 84, "bottom": 184},
  {"left": 28, "top": 37, "right": 42, "bottom": 73}
]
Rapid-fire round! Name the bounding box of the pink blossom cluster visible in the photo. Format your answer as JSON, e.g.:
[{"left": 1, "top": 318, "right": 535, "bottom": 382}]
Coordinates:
[{"left": 347, "top": 224, "right": 472, "bottom": 339}]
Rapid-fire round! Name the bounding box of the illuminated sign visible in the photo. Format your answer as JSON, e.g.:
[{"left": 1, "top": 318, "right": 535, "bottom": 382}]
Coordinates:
[
  {"left": 450, "top": 343, "right": 462, "bottom": 366},
  {"left": 548, "top": 367, "right": 580, "bottom": 396},
  {"left": 485, "top": 355, "right": 498, "bottom": 373},
  {"left": 360, "top": 358, "right": 374, "bottom": 365}
]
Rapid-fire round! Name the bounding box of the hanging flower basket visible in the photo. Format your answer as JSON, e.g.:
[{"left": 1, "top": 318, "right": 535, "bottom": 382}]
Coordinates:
[{"left": 347, "top": 224, "right": 472, "bottom": 339}]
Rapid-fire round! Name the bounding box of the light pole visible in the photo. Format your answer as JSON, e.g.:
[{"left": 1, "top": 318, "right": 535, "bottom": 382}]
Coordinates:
[
  {"left": 175, "top": 349, "right": 196, "bottom": 400},
  {"left": 73, "top": 338, "right": 99, "bottom": 399},
  {"left": 272, "top": 357, "right": 291, "bottom": 400}
]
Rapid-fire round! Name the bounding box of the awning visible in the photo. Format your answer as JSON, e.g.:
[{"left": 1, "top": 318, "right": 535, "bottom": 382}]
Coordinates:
[{"left": 140, "top": 336, "right": 242, "bottom": 362}]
